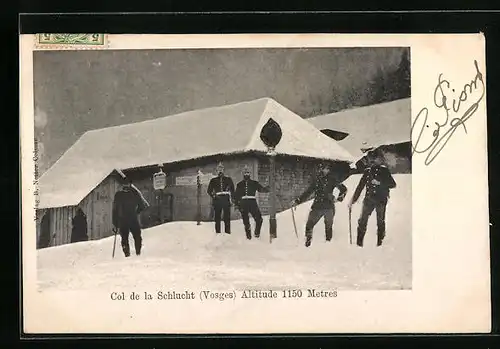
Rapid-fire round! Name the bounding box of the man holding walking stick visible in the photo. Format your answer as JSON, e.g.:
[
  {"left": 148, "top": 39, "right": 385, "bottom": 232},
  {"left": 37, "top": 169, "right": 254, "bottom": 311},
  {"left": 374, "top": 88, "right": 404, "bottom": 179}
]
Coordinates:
[
  {"left": 112, "top": 174, "right": 149, "bottom": 257},
  {"left": 348, "top": 152, "right": 396, "bottom": 247}
]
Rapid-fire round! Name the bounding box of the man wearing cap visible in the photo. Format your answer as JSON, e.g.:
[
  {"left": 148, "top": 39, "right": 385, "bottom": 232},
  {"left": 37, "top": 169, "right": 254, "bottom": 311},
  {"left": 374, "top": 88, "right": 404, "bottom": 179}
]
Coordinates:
[
  {"left": 348, "top": 152, "right": 396, "bottom": 247},
  {"left": 292, "top": 162, "right": 349, "bottom": 247},
  {"left": 207, "top": 162, "right": 236, "bottom": 234},
  {"left": 112, "top": 175, "right": 149, "bottom": 257},
  {"left": 234, "top": 165, "right": 270, "bottom": 240}
]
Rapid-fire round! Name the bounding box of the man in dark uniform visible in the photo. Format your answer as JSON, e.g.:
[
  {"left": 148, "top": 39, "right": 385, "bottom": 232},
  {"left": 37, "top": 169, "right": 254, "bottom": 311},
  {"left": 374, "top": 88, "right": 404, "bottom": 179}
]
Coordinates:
[
  {"left": 292, "top": 162, "right": 349, "bottom": 247},
  {"left": 207, "top": 162, "right": 236, "bottom": 234},
  {"left": 348, "top": 152, "right": 397, "bottom": 247},
  {"left": 112, "top": 177, "right": 149, "bottom": 257},
  {"left": 234, "top": 165, "right": 270, "bottom": 240}
]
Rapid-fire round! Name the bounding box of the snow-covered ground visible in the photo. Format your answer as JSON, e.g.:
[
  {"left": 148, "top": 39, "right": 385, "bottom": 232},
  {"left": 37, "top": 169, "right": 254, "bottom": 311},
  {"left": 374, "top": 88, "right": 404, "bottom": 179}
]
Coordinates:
[{"left": 37, "top": 174, "right": 412, "bottom": 292}]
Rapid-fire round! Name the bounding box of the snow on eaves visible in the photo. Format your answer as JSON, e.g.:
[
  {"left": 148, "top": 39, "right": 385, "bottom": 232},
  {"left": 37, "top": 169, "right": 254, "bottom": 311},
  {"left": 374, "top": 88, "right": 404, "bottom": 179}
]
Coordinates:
[
  {"left": 38, "top": 98, "right": 354, "bottom": 209},
  {"left": 308, "top": 98, "right": 411, "bottom": 157}
]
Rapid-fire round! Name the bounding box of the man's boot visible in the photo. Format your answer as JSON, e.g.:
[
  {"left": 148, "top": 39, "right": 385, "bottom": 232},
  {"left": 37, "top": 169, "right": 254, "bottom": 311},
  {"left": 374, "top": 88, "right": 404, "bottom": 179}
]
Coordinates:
[
  {"left": 255, "top": 219, "right": 262, "bottom": 238},
  {"left": 356, "top": 227, "right": 366, "bottom": 247},
  {"left": 325, "top": 229, "right": 333, "bottom": 242},
  {"left": 377, "top": 231, "right": 385, "bottom": 247},
  {"left": 305, "top": 235, "right": 312, "bottom": 247},
  {"left": 245, "top": 229, "right": 252, "bottom": 240}
]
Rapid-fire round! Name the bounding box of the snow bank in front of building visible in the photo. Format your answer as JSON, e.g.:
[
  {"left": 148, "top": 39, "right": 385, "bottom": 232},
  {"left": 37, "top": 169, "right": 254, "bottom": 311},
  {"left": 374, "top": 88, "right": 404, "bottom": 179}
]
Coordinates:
[{"left": 37, "top": 174, "right": 411, "bottom": 292}]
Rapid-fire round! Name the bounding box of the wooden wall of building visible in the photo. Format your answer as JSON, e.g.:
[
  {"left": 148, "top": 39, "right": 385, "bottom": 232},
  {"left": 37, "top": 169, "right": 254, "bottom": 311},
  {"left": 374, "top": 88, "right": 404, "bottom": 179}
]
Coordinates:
[
  {"left": 128, "top": 156, "right": 258, "bottom": 225},
  {"left": 79, "top": 174, "right": 121, "bottom": 241},
  {"left": 36, "top": 174, "right": 121, "bottom": 249},
  {"left": 36, "top": 207, "right": 56, "bottom": 249},
  {"left": 36, "top": 205, "right": 79, "bottom": 248},
  {"left": 170, "top": 157, "right": 257, "bottom": 222},
  {"left": 257, "top": 155, "right": 324, "bottom": 216},
  {"left": 36, "top": 155, "right": 353, "bottom": 249},
  {"left": 122, "top": 155, "right": 333, "bottom": 228}
]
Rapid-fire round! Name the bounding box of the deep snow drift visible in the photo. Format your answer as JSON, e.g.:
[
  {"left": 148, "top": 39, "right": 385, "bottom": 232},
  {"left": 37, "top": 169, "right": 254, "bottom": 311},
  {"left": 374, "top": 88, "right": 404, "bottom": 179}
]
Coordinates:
[{"left": 37, "top": 174, "right": 411, "bottom": 292}]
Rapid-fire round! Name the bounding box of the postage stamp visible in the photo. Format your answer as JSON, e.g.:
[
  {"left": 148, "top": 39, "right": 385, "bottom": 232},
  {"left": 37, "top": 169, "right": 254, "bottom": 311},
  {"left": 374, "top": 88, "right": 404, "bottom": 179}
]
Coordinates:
[
  {"left": 34, "top": 33, "right": 107, "bottom": 49},
  {"left": 20, "top": 33, "right": 490, "bottom": 334}
]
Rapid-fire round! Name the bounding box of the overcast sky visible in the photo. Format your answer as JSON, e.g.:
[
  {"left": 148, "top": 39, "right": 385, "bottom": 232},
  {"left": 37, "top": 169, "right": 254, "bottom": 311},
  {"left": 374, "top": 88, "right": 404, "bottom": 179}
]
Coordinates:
[{"left": 34, "top": 47, "right": 408, "bottom": 174}]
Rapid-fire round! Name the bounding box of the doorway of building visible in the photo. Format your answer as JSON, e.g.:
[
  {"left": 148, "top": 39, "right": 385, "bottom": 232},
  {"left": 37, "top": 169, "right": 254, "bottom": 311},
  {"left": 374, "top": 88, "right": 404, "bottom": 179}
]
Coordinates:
[
  {"left": 71, "top": 208, "right": 89, "bottom": 243},
  {"left": 38, "top": 212, "right": 51, "bottom": 249},
  {"left": 141, "top": 192, "right": 174, "bottom": 228}
]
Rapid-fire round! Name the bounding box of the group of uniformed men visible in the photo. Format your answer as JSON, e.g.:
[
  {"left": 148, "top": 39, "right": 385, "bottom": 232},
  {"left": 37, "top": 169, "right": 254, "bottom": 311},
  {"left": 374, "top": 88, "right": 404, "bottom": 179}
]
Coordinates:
[
  {"left": 207, "top": 151, "right": 397, "bottom": 248},
  {"left": 111, "top": 152, "right": 397, "bottom": 257},
  {"left": 207, "top": 163, "right": 268, "bottom": 240}
]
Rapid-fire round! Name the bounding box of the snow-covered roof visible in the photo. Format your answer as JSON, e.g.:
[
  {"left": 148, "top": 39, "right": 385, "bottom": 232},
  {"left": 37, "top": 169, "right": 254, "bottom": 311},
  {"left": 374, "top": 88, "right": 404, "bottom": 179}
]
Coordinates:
[
  {"left": 308, "top": 98, "right": 411, "bottom": 157},
  {"left": 38, "top": 97, "right": 354, "bottom": 209}
]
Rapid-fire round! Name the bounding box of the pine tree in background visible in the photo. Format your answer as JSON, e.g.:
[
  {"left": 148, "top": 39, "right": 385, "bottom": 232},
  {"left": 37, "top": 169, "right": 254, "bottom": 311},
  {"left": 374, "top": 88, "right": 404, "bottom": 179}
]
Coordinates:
[
  {"left": 394, "top": 49, "right": 411, "bottom": 98},
  {"left": 369, "top": 49, "right": 411, "bottom": 104},
  {"left": 324, "top": 48, "right": 411, "bottom": 114}
]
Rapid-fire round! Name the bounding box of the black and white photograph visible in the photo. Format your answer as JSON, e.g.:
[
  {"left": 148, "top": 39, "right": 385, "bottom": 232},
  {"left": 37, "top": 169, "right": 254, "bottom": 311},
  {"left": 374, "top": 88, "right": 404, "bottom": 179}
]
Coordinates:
[
  {"left": 20, "top": 34, "right": 489, "bottom": 334},
  {"left": 33, "top": 45, "right": 412, "bottom": 292}
]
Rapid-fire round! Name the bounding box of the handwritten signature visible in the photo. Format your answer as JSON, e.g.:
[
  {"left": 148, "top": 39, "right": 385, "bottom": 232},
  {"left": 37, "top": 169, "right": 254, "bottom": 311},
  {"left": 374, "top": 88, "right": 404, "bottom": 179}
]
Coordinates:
[{"left": 411, "top": 60, "right": 485, "bottom": 166}]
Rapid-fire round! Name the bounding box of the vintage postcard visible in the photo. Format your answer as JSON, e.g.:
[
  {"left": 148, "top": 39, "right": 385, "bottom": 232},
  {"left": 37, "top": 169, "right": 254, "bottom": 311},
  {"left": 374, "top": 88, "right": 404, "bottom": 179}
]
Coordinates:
[{"left": 20, "top": 33, "right": 490, "bottom": 334}]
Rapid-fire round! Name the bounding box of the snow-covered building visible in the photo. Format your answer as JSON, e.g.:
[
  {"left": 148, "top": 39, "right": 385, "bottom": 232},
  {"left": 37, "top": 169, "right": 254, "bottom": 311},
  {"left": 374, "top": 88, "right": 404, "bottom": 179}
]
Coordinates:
[
  {"left": 36, "top": 98, "right": 354, "bottom": 248},
  {"left": 308, "top": 98, "right": 412, "bottom": 173}
]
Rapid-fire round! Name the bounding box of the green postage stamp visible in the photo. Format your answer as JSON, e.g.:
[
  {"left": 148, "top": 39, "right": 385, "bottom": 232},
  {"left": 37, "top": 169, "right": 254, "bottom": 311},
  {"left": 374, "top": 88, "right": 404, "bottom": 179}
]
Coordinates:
[{"left": 36, "top": 34, "right": 106, "bottom": 47}]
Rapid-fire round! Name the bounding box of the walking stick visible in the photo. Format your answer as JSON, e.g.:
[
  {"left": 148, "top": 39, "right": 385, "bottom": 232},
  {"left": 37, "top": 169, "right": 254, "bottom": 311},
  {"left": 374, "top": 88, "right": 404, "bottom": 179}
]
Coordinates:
[
  {"left": 112, "top": 227, "right": 117, "bottom": 258},
  {"left": 290, "top": 206, "right": 299, "bottom": 239},
  {"left": 348, "top": 205, "right": 353, "bottom": 245},
  {"left": 276, "top": 193, "right": 298, "bottom": 239}
]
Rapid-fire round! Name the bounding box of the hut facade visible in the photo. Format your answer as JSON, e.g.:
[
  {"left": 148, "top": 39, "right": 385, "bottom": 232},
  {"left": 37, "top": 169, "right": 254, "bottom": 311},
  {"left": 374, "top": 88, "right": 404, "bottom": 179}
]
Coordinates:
[{"left": 36, "top": 98, "right": 354, "bottom": 248}]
